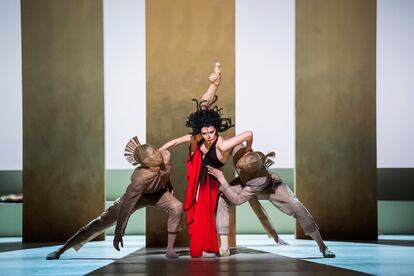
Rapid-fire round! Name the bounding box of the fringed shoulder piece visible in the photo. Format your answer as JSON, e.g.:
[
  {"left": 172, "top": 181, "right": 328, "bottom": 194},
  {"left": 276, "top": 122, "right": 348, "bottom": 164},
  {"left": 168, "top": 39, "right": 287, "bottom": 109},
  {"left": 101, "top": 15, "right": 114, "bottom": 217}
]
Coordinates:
[
  {"left": 262, "top": 152, "right": 276, "bottom": 168},
  {"left": 124, "top": 136, "right": 141, "bottom": 166}
]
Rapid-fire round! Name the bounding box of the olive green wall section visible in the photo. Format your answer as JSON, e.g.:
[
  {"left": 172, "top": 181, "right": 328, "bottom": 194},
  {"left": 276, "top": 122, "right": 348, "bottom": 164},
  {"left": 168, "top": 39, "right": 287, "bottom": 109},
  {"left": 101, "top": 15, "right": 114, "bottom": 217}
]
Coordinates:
[
  {"left": 377, "top": 201, "right": 414, "bottom": 235},
  {"left": 0, "top": 203, "right": 22, "bottom": 236},
  {"left": 378, "top": 169, "right": 414, "bottom": 200},
  {"left": 296, "top": 0, "right": 377, "bottom": 240},
  {"left": 2, "top": 200, "right": 414, "bottom": 236},
  {"left": 20, "top": 0, "right": 105, "bottom": 242},
  {"left": 0, "top": 171, "right": 22, "bottom": 194},
  {"left": 1, "top": 169, "right": 414, "bottom": 236},
  {"left": 4, "top": 168, "right": 414, "bottom": 201},
  {"left": 237, "top": 200, "right": 414, "bottom": 235},
  {"left": 105, "top": 169, "right": 133, "bottom": 201},
  {"left": 146, "top": 0, "right": 236, "bottom": 247}
]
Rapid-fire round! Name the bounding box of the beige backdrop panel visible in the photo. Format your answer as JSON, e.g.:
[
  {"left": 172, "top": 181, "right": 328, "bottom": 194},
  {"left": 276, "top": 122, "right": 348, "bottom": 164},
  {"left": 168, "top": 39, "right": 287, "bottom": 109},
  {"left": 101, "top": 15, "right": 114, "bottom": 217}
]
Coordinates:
[
  {"left": 146, "top": 0, "right": 236, "bottom": 247},
  {"left": 21, "top": 0, "right": 105, "bottom": 242},
  {"left": 295, "top": 0, "right": 377, "bottom": 240}
]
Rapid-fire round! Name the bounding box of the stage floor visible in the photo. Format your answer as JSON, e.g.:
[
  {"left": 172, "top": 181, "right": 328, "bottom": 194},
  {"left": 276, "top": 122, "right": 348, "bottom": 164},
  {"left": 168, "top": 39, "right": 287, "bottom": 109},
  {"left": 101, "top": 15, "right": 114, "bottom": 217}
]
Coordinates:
[{"left": 0, "top": 234, "right": 413, "bottom": 275}]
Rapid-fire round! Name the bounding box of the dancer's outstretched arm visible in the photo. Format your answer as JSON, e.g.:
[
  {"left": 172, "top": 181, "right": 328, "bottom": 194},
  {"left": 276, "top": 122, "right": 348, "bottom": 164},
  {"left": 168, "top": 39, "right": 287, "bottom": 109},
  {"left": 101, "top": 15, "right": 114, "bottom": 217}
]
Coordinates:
[
  {"left": 200, "top": 62, "right": 221, "bottom": 109},
  {"left": 113, "top": 175, "right": 145, "bottom": 250},
  {"left": 218, "top": 131, "right": 253, "bottom": 153},
  {"left": 248, "top": 197, "right": 288, "bottom": 245},
  {"left": 207, "top": 165, "right": 258, "bottom": 205},
  {"left": 159, "top": 134, "right": 193, "bottom": 151}
]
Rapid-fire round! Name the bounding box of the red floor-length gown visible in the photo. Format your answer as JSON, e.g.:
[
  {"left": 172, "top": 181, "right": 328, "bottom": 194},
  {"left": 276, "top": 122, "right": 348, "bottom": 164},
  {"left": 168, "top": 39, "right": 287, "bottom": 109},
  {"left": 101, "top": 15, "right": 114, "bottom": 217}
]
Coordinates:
[{"left": 184, "top": 143, "right": 220, "bottom": 257}]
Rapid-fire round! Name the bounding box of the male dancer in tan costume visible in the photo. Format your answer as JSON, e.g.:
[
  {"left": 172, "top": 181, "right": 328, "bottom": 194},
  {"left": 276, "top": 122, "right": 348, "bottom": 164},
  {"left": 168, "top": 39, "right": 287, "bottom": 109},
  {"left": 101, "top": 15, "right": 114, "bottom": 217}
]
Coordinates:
[
  {"left": 209, "top": 145, "right": 336, "bottom": 258},
  {"left": 46, "top": 137, "right": 183, "bottom": 260}
]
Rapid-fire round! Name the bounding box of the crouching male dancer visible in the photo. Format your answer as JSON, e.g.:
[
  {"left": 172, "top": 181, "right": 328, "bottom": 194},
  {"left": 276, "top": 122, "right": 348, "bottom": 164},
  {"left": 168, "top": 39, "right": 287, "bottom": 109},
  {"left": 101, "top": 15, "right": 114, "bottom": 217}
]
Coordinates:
[
  {"left": 46, "top": 136, "right": 183, "bottom": 260},
  {"left": 209, "top": 145, "right": 335, "bottom": 258}
]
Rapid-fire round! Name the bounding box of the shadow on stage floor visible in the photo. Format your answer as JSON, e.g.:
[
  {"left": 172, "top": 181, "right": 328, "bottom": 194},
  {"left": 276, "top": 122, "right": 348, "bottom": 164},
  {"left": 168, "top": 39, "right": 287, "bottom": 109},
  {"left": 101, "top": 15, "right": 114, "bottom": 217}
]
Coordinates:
[
  {"left": 357, "top": 239, "right": 414, "bottom": 247},
  {"left": 0, "top": 241, "right": 60, "bottom": 253},
  {"left": 88, "top": 247, "right": 367, "bottom": 275}
]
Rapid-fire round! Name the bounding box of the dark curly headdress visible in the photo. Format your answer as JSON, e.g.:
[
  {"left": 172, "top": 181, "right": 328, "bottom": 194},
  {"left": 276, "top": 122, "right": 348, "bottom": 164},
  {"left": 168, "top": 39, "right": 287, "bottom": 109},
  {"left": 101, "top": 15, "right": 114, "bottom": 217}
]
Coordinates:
[{"left": 186, "top": 96, "right": 234, "bottom": 135}]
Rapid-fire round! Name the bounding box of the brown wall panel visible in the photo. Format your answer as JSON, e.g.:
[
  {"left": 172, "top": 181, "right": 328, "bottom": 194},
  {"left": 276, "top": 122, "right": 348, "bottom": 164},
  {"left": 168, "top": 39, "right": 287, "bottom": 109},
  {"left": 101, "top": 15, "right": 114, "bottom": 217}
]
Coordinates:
[
  {"left": 21, "top": 0, "right": 104, "bottom": 242},
  {"left": 296, "top": 0, "right": 377, "bottom": 240},
  {"left": 146, "top": 0, "right": 236, "bottom": 247}
]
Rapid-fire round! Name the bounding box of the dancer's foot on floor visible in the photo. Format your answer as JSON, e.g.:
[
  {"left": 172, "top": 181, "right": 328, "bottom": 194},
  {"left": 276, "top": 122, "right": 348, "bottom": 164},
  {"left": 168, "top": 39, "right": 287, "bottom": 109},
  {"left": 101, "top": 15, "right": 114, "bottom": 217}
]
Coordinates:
[
  {"left": 219, "top": 247, "right": 230, "bottom": 257},
  {"left": 166, "top": 249, "right": 179, "bottom": 258},
  {"left": 322, "top": 248, "right": 336, "bottom": 258},
  {"left": 202, "top": 251, "right": 216, "bottom": 258},
  {"left": 46, "top": 250, "right": 62, "bottom": 260}
]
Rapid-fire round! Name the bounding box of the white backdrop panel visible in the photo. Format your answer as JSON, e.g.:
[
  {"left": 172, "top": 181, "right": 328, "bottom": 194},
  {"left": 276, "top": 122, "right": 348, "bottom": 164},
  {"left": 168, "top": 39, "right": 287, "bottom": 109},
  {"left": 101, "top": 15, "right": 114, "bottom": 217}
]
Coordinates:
[
  {"left": 2, "top": 1, "right": 414, "bottom": 170},
  {"left": 236, "top": 0, "right": 295, "bottom": 168},
  {"left": 0, "top": 0, "right": 22, "bottom": 170},
  {"left": 377, "top": 0, "right": 414, "bottom": 168},
  {"left": 104, "top": 0, "right": 146, "bottom": 169}
]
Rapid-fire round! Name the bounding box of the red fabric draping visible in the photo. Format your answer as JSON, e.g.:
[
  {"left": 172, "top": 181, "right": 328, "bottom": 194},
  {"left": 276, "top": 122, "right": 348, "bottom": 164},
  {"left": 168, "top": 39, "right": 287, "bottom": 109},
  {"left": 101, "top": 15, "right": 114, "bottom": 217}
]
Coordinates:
[{"left": 184, "top": 145, "right": 219, "bottom": 257}]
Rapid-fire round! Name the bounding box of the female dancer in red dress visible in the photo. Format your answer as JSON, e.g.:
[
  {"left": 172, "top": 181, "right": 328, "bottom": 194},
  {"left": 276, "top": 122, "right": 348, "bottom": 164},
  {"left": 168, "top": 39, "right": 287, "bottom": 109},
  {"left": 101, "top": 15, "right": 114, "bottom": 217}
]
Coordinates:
[{"left": 160, "top": 63, "right": 253, "bottom": 257}]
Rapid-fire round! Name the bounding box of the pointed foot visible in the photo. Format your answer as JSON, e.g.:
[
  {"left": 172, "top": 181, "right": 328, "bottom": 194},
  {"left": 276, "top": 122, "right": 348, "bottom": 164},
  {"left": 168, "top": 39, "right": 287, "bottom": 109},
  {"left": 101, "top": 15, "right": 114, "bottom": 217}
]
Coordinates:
[
  {"left": 219, "top": 247, "right": 230, "bottom": 257},
  {"left": 202, "top": 251, "right": 217, "bottom": 258},
  {"left": 322, "top": 249, "right": 336, "bottom": 258},
  {"left": 46, "top": 250, "right": 61, "bottom": 260}
]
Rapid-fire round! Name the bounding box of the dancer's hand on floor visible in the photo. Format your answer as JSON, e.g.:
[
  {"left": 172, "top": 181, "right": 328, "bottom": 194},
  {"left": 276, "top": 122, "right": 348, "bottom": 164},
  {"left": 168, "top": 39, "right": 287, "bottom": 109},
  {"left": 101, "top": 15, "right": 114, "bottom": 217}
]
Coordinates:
[
  {"left": 275, "top": 236, "right": 289, "bottom": 246},
  {"left": 113, "top": 234, "right": 124, "bottom": 251}
]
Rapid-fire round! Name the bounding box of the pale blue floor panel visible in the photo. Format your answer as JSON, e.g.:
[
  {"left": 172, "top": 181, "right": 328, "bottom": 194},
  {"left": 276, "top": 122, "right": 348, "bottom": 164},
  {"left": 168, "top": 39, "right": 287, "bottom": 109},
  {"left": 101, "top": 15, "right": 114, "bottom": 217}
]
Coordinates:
[
  {"left": 1, "top": 235, "right": 414, "bottom": 275},
  {"left": 0, "top": 236, "right": 145, "bottom": 276},
  {"left": 238, "top": 234, "right": 414, "bottom": 276}
]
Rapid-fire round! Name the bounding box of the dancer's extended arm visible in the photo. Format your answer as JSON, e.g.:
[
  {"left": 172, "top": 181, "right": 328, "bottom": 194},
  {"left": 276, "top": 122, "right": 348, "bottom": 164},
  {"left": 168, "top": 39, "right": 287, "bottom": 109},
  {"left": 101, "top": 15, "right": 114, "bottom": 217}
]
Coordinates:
[
  {"left": 159, "top": 134, "right": 193, "bottom": 151},
  {"left": 217, "top": 131, "right": 253, "bottom": 153},
  {"left": 207, "top": 166, "right": 259, "bottom": 205},
  {"left": 113, "top": 173, "right": 146, "bottom": 250},
  {"left": 248, "top": 197, "right": 288, "bottom": 245}
]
